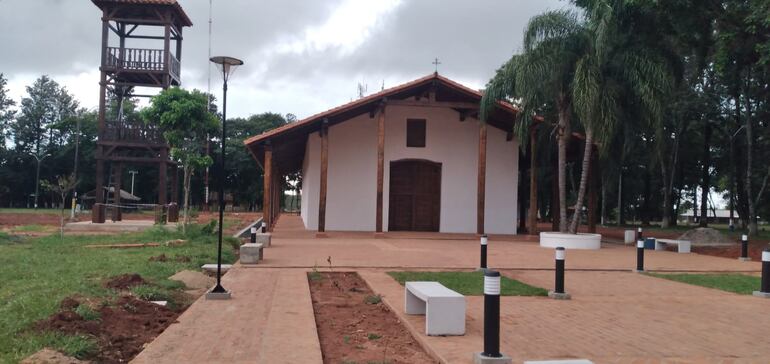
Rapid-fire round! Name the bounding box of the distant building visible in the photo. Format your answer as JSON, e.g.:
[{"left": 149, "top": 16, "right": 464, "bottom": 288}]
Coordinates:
[{"left": 680, "top": 209, "right": 739, "bottom": 225}]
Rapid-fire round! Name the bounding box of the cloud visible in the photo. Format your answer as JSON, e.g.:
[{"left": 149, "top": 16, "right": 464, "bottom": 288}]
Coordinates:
[{"left": 0, "top": 0, "right": 569, "bottom": 119}]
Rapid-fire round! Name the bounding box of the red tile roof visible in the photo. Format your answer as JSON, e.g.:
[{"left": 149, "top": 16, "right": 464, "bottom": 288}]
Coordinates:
[
  {"left": 243, "top": 73, "right": 518, "bottom": 147},
  {"left": 92, "top": 0, "right": 193, "bottom": 27}
]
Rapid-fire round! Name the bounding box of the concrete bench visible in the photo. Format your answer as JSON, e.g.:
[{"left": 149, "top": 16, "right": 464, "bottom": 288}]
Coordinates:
[
  {"left": 240, "top": 243, "right": 264, "bottom": 264},
  {"left": 405, "top": 281, "right": 465, "bottom": 336},
  {"left": 201, "top": 264, "right": 232, "bottom": 273},
  {"left": 655, "top": 238, "right": 691, "bottom": 253},
  {"left": 624, "top": 230, "right": 636, "bottom": 244}
]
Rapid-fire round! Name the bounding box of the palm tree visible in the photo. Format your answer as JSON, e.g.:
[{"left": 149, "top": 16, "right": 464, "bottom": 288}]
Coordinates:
[{"left": 482, "top": 1, "right": 673, "bottom": 234}]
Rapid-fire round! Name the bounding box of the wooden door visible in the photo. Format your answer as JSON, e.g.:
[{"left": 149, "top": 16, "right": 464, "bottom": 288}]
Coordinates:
[{"left": 388, "top": 160, "right": 441, "bottom": 231}]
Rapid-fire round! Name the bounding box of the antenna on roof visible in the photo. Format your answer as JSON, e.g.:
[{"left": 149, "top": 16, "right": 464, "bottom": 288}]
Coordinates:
[
  {"left": 381, "top": 79, "right": 385, "bottom": 91},
  {"left": 357, "top": 82, "right": 367, "bottom": 99}
]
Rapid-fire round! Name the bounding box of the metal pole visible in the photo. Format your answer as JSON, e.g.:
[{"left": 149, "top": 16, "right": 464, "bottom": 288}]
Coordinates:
[
  {"left": 482, "top": 270, "right": 501, "bottom": 358},
  {"left": 635, "top": 239, "right": 645, "bottom": 272},
  {"left": 480, "top": 234, "right": 488, "bottom": 270},
  {"left": 71, "top": 115, "right": 81, "bottom": 219},
  {"left": 637, "top": 226, "right": 643, "bottom": 242},
  {"left": 212, "top": 71, "right": 228, "bottom": 294},
  {"left": 753, "top": 248, "right": 770, "bottom": 298},
  {"left": 739, "top": 234, "right": 749, "bottom": 261}
]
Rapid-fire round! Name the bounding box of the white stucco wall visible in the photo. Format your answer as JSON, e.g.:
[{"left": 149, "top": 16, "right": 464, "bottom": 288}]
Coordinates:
[{"left": 299, "top": 104, "right": 519, "bottom": 234}]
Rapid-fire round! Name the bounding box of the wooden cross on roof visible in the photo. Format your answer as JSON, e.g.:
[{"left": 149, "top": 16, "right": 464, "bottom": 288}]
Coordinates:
[{"left": 432, "top": 57, "right": 441, "bottom": 73}]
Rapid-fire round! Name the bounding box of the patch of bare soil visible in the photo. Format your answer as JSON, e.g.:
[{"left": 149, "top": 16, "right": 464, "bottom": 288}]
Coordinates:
[
  {"left": 20, "top": 348, "right": 90, "bottom": 364},
  {"left": 308, "top": 272, "right": 436, "bottom": 364},
  {"left": 0, "top": 213, "right": 61, "bottom": 226},
  {"left": 169, "top": 270, "right": 215, "bottom": 296},
  {"left": 104, "top": 274, "right": 146, "bottom": 290},
  {"left": 691, "top": 243, "right": 770, "bottom": 261},
  {"left": 196, "top": 212, "right": 262, "bottom": 235},
  {"left": 148, "top": 254, "right": 191, "bottom": 263},
  {"left": 36, "top": 296, "right": 181, "bottom": 364}
]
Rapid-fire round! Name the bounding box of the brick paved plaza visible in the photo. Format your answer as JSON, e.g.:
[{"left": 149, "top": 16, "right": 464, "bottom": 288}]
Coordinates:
[{"left": 133, "top": 216, "right": 770, "bottom": 363}]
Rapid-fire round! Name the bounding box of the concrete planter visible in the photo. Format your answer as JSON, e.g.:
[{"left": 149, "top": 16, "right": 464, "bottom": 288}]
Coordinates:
[{"left": 539, "top": 232, "right": 602, "bottom": 250}]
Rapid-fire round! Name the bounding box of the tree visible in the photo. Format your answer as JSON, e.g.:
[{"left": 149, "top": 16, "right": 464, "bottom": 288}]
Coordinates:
[
  {"left": 41, "top": 174, "right": 78, "bottom": 238},
  {"left": 142, "top": 87, "right": 218, "bottom": 232},
  {"left": 0, "top": 74, "right": 15, "bottom": 149},
  {"left": 482, "top": 2, "right": 674, "bottom": 233},
  {"left": 11, "top": 76, "right": 77, "bottom": 209}
]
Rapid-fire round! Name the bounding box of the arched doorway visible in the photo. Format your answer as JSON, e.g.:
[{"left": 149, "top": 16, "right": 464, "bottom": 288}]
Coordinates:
[{"left": 388, "top": 159, "right": 441, "bottom": 232}]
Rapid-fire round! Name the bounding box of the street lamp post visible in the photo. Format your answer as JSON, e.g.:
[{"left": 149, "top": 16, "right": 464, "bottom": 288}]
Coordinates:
[{"left": 207, "top": 56, "right": 243, "bottom": 299}]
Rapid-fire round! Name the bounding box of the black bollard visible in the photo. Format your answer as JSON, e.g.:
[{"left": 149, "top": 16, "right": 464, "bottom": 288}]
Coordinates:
[
  {"left": 480, "top": 234, "right": 488, "bottom": 270},
  {"left": 635, "top": 239, "right": 645, "bottom": 272},
  {"left": 261, "top": 221, "right": 267, "bottom": 233},
  {"left": 555, "top": 247, "right": 565, "bottom": 293},
  {"left": 548, "top": 247, "right": 571, "bottom": 300},
  {"left": 753, "top": 248, "right": 770, "bottom": 298},
  {"left": 637, "top": 227, "right": 643, "bottom": 242},
  {"left": 473, "top": 269, "right": 512, "bottom": 363},
  {"left": 250, "top": 227, "right": 257, "bottom": 244},
  {"left": 739, "top": 234, "right": 750, "bottom": 261},
  {"left": 482, "top": 270, "right": 501, "bottom": 357}
]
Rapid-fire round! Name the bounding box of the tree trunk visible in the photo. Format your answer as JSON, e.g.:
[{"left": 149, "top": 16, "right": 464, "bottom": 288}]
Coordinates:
[
  {"left": 182, "top": 165, "right": 192, "bottom": 234},
  {"left": 557, "top": 94, "right": 570, "bottom": 233},
  {"left": 617, "top": 169, "right": 624, "bottom": 226},
  {"left": 642, "top": 166, "right": 651, "bottom": 226},
  {"left": 568, "top": 130, "right": 593, "bottom": 233},
  {"left": 744, "top": 83, "right": 758, "bottom": 236},
  {"left": 699, "top": 122, "right": 712, "bottom": 227}
]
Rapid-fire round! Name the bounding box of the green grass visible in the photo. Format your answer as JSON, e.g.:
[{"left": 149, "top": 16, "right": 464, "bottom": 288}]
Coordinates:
[
  {"left": 387, "top": 271, "right": 548, "bottom": 296},
  {"left": 11, "top": 224, "right": 49, "bottom": 232},
  {"left": 0, "top": 223, "right": 237, "bottom": 363},
  {"left": 647, "top": 273, "right": 761, "bottom": 295}
]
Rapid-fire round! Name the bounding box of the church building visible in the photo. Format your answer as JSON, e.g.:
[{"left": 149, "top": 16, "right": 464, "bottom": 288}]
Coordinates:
[{"left": 244, "top": 73, "right": 523, "bottom": 235}]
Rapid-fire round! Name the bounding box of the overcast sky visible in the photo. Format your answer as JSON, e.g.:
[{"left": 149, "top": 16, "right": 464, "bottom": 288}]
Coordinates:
[{"left": 0, "top": 0, "right": 568, "bottom": 119}]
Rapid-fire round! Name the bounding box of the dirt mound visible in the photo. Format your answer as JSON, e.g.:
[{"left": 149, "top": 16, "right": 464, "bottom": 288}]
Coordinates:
[
  {"left": 20, "top": 348, "right": 89, "bottom": 364},
  {"left": 678, "top": 228, "right": 734, "bottom": 246},
  {"left": 36, "top": 296, "right": 180, "bottom": 364},
  {"left": 309, "top": 272, "right": 435, "bottom": 364},
  {"left": 169, "top": 270, "right": 214, "bottom": 296},
  {"left": 149, "top": 254, "right": 191, "bottom": 263},
  {"left": 59, "top": 297, "right": 81, "bottom": 311},
  {"left": 104, "top": 274, "right": 146, "bottom": 290}
]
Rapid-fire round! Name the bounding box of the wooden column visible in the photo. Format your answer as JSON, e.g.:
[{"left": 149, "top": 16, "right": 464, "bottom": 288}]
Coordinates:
[
  {"left": 528, "top": 131, "right": 538, "bottom": 235},
  {"left": 263, "top": 143, "right": 273, "bottom": 231},
  {"left": 477, "top": 122, "right": 487, "bottom": 235},
  {"left": 588, "top": 150, "right": 599, "bottom": 233},
  {"left": 158, "top": 149, "right": 167, "bottom": 205},
  {"left": 376, "top": 107, "right": 385, "bottom": 233},
  {"left": 318, "top": 120, "right": 329, "bottom": 233},
  {"left": 163, "top": 23, "right": 171, "bottom": 88}
]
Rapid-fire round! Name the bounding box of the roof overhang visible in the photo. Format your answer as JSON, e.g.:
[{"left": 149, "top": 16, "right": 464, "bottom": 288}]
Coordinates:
[{"left": 244, "top": 73, "right": 521, "bottom": 173}]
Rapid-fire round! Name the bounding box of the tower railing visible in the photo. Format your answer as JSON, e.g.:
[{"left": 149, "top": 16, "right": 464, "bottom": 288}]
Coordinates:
[{"left": 104, "top": 47, "right": 180, "bottom": 81}]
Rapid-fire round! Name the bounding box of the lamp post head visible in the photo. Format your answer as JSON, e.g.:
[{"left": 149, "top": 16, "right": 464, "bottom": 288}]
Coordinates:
[{"left": 210, "top": 56, "right": 244, "bottom": 82}]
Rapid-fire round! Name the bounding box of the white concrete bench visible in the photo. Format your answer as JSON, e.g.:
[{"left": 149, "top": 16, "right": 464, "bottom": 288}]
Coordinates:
[
  {"left": 655, "top": 239, "right": 691, "bottom": 253},
  {"left": 405, "top": 281, "right": 465, "bottom": 336},
  {"left": 624, "top": 230, "right": 636, "bottom": 244}
]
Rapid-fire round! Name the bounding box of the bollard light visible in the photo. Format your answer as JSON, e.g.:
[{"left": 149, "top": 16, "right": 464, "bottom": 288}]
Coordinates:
[
  {"left": 637, "top": 227, "right": 643, "bottom": 242},
  {"left": 753, "top": 248, "right": 770, "bottom": 298},
  {"left": 548, "top": 247, "right": 571, "bottom": 300},
  {"left": 261, "top": 221, "right": 267, "bottom": 233},
  {"left": 635, "top": 239, "right": 645, "bottom": 272},
  {"left": 250, "top": 227, "right": 257, "bottom": 244},
  {"left": 473, "top": 269, "right": 513, "bottom": 363},
  {"left": 479, "top": 234, "right": 488, "bottom": 270},
  {"left": 739, "top": 234, "right": 750, "bottom": 261}
]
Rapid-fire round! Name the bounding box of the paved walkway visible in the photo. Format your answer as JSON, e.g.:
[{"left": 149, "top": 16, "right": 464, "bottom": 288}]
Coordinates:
[
  {"left": 133, "top": 215, "right": 768, "bottom": 363},
  {"left": 131, "top": 268, "right": 322, "bottom": 364},
  {"left": 362, "top": 269, "right": 770, "bottom": 363}
]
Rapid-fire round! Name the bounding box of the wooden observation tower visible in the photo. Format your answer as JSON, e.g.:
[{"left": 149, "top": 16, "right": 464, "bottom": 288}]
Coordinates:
[{"left": 91, "top": 0, "right": 192, "bottom": 223}]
